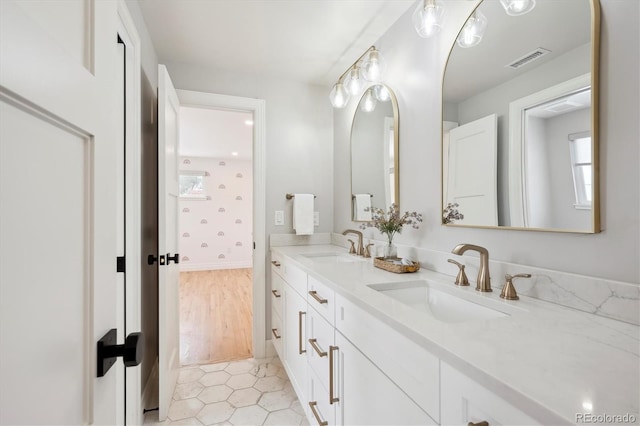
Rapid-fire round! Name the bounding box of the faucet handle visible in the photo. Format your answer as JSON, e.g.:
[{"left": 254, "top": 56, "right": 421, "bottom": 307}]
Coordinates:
[
  {"left": 347, "top": 239, "right": 356, "bottom": 254},
  {"left": 364, "top": 243, "right": 375, "bottom": 258},
  {"left": 500, "top": 273, "right": 531, "bottom": 300},
  {"left": 448, "top": 259, "right": 470, "bottom": 286}
]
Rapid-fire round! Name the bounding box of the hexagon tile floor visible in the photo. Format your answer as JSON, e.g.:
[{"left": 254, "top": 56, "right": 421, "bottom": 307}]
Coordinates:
[{"left": 143, "top": 356, "right": 311, "bottom": 425}]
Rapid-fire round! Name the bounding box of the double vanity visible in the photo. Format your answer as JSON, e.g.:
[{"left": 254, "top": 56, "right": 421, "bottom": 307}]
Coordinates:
[{"left": 269, "top": 242, "right": 638, "bottom": 426}]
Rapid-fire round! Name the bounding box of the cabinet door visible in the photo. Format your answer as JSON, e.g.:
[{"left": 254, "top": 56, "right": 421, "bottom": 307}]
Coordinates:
[
  {"left": 441, "top": 361, "right": 540, "bottom": 426},
  {"left": 335, "top": 332, "right": 437, "bottom": 426},
  {"left": 283, "top": 284, "right": 308, "bottom": 399}
]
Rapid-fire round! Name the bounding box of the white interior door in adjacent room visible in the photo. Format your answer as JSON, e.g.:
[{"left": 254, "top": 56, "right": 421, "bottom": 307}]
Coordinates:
[
  {"left": 0, "top": 1, "right": 122, "bottom": 423},
  {"left": 157, "top": 64, "right": 181, "bottom": 421},
  {"left": 446, "top": 114, "right": 498, "bottom": 226}
]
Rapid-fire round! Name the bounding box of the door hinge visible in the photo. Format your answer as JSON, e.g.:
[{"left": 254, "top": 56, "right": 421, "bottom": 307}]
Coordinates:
[
  {"left": 253, "top": 241, "right": 256, "bottom": 250},
  {"left": 117, "top": 256, "right": 126, "bottom": 273}
]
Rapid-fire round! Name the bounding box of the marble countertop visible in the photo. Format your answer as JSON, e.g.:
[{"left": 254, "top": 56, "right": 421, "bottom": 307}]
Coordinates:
[{"left": 272, "top": 244, "right": 640, "bottom": 425}]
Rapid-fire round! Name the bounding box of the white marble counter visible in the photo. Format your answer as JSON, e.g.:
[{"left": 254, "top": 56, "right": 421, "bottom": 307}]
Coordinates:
[{"left": 272, "top": 244, "right": 640, "bottom": 425}]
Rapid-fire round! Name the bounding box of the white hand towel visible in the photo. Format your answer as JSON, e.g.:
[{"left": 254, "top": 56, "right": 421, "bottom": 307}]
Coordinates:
[
  {"left": 353, "top": 194, "right": 372, "bottom": 221},
  {"left": 293, "top": 194, "right": 314, "bottom": 235}
]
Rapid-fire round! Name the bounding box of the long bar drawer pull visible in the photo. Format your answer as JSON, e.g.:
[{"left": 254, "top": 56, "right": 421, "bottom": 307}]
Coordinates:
[
  {"left": 298, "top": 311, "right": 307, "bottom": 354},
  {"left": 309, "top": 290, "right": 328, "bottom": 304},
  {"left": 309, "top": 401, "right": 328, "bottom": 426},
  {"left": 271, "top": 260, "right": 281, "bottom": 267},
  {"left": 468, "top": 422, "right": 489, "bottom": 426},
  {"left": 308, "top": 338, "right": 327, "bottom": 357},
  {"left": 271, "top": 289, "right": 281, "bottom": 298},
  {"left": 271, "top": 328, "right": 281, "bottom": 339},
  {"left": 329, "top": 345, "right": 339, "bottom": 404}
]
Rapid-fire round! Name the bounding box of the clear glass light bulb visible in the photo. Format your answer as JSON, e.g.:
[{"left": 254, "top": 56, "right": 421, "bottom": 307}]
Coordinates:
[
  {"left": 361, "top": 88, "right": 377, "bottom": 112},
  {"left": 345, "top": 68, "right": 364, "bottom": 96},
  {"left": 499, "top": 0, "right": 536, "bottom": 16},
  {"left": 362, "top": 50, "right": 387, "bottom": 82},
  {"left": 329, "top": 82, "right": 350, "bottom": 108},
  {"left": 456, "top": 10, "right": 487, "bottom": 48},
  {"left": 412, "top": 0, "right": 444, "bottom": 38}
]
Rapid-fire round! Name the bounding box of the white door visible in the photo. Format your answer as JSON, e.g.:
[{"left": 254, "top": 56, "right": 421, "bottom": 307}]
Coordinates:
[
  {"left": 446, "top": 114, "right": 498, "bottom": 226},
  {"left": 0, "top": 1, "right": 121, "bottom": 424},
  {"left": 158, "top": 65, "right": 181, "bottom": 420}
]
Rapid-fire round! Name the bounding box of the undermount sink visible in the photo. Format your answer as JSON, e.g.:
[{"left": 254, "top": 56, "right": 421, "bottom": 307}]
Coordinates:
[
  {"left": 368, "top": 280, "right": 507, "bottom": 323},
  {"left": 302, "top": 252, "right": 361, "bottom": 263}
]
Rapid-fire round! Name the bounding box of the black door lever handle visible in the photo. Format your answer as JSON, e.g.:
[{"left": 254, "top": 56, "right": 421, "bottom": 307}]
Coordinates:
[
  {"left": 97, "top": 329, "right": 145, "bottom": 377},
  {"left": 167, "top": 253, "right": 180, "bottom": 264}
]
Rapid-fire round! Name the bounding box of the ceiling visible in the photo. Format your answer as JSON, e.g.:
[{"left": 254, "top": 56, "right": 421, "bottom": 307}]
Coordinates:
[
  {"left": 179, "top": 107, "right": 253, "bottom": 159},
  {"left": 136, "top": 0, "right": 415, "bottom": 86}
]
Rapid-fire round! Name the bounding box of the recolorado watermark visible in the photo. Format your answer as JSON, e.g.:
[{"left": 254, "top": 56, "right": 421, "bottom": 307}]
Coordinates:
[{"left": 576, "top": 413, "right": 637, "bottom": 424}]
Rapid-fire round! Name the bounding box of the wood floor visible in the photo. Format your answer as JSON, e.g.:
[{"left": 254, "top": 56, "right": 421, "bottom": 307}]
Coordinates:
[{"left": 179, "top": 268, "right": 253, "bottom": 366}]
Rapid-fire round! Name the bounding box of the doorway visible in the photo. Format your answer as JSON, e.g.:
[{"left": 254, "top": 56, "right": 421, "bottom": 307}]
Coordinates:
[{"left": 178, "top": 106, "right": 254, "bottom": 365}]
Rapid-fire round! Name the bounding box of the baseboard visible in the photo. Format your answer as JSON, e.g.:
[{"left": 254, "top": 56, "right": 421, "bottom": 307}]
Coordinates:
[
  {"left": 141, "top": 359, "right": 159, "bottom": 411},
  {"left": 179, "top": 260, "right": 252, "bottom": 272}
]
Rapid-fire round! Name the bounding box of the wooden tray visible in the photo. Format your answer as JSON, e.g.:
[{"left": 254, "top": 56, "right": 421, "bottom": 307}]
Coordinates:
[{"left": 374, "top": 257, "right": 420, "bottom": 274}]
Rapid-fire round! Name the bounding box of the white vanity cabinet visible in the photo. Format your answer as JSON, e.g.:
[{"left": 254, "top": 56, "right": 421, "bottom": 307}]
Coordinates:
[
  {"left": 270, "top": 256, "right": 285, "bottom": 358},
  {"left": 441, "top": 361, "right": 539, "bottom": 426}
]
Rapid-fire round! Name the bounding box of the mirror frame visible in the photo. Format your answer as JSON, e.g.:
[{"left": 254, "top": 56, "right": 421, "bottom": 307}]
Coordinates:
[
  {"left": 441, "top": 0, "right": 601, "bottom": 233},
  {"left": 350, "top": 83, "right": 400, "bottom": 220}
]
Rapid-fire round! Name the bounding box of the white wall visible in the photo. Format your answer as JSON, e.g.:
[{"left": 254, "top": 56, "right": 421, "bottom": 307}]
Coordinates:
[
  {"left": 163, "top": 62, "right": 334, "bottom": 238},
  {"left": 178, "top": 157, "right": 253, "bottom": 270},
  {"left": 334, "top": 0, "right": 639, "bottom": 284}
]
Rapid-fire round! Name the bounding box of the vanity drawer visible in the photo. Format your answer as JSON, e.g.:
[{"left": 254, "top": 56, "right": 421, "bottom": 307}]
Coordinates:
[
  {"left": 306, "top": 305, "right": 334, "bottom": 391},
  {"left": 271, "top": 252, "right": 285, "bottom": 279},
  {"left": 441, "top": 361, "right": 539, "bottom": 426},
  {"left": 284, "top": 261, "right": 307, "bottom": 297},
  {"left": 271, "top": 309, "right": 283, "bottom": 359},
  {"left": 307, "top": 275, "right": 335, "bottom": 325},
  {"left": 335, "top": 294, "right": 440, "bottom": 421},
  {"left": 307, "top": 365, "right": 335, "bottom": 426},
  {"left": 270, "top": 270, "right": 284, "bottom": 318}
]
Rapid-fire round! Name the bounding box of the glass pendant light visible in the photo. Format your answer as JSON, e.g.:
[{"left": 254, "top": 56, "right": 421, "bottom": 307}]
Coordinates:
[
  {"left": 412, "top": 0, "right": 445, "bottom": 38},
  {"left": 329, "top": 82, "right": 350, "bottom": 109},
  {"left": 374, "top": 84, "right": 391, "bottom": 102},
  {"left": 499, "top": 0, "right": 536, "bottom": 16},
  {"left": 361, "top": 48, "right": 387, "bottom": 82},
  {"left": 456, "top": 9, "right": 488, "bottom": 48},
  {"left": 360, "top": 88, "right": 377, "bottom": 112},
  {"left": 345, "top": 67, "right": 365, "bottom": 96}
]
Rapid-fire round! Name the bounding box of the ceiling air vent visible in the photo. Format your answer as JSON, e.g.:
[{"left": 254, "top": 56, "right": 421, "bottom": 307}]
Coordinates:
[{"left": 506, "top": 48, "right": 551, "bottom": 69}]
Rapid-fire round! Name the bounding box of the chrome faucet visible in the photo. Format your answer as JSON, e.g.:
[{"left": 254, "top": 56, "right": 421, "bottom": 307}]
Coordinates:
[
  {"left": 451, "top": 243, "right": 492, "bottom": 292},
  {"left": 342, "top": 229, "right": 364, "bottom": 256}
]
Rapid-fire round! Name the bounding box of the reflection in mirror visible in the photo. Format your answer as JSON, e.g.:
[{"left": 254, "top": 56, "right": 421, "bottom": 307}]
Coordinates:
[
  {"left": 442, "top": 0, "right": 599, "bottom": 233},
  {"left": 351, "top": 84, "right": 399, "bottom": 221}
]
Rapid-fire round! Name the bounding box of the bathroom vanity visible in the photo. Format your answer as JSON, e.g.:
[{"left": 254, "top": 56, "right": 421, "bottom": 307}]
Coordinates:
[{"left": 270, "top": 243, "right": 638, "bottom": 426}]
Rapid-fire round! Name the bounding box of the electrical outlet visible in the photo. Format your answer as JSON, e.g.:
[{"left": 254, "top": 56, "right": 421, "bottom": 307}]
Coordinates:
[
  {"left": 314, "top": 212, "right": 319, "bottom": 226},
  {"left": 275, "top": 210, "right": 284, "bottom": 226}
]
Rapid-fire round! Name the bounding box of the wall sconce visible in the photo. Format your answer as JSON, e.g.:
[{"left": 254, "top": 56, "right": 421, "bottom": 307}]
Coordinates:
[
  {"left": 329, "top": 46, "right": 387, "bottom": 109},
  {"left": 456, "top": 9, "right": 488, "bottom": 48},
  {"left": 499, "top": 0, "right": 536, "bottom": 16},
  {"left": 412, "top": 0, "right": 445, "bottom": 38}
]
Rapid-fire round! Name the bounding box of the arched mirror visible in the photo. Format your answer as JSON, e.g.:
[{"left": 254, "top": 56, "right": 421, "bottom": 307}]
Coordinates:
[
  {"left": 351, "top": 84, "right": 399, "bottom": 221},
  {"left": 442, "top": 0, "right": 600, "bottom": 232}
]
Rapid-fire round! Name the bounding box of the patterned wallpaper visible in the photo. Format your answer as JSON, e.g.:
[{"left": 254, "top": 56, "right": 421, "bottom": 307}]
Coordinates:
[{"left": 179, "top": 156, "right": 253, "bottom": 271}]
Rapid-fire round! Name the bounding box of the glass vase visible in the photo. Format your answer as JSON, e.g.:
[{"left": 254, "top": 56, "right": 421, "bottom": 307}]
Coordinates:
[{"left": 384, "top": 241, "right": 397, "bottom": 260}]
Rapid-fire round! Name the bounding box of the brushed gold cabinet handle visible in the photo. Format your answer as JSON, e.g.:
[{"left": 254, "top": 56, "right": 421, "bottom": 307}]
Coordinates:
[
  {"left": 271, "top": 328, "right": 281, "bottom": 339},
  {"left": 308, "top": 338, "right": 327, "bottom": 357},
  {"left": 329, "top": 345, "right": 339, "bottom": 404},
  {"left": 309, "top": 401, "right": 328, "bottom": 426},
  {"left": 271, "top": 260, "right": 281, "bottom": 267},
  {"left": 271, "top": 289, "right": 281, "bottom": 298},
  {"left": 298, "top": 311, "right": 306, "bottom": 354},
  {"left": 309, "top": 290, "right": 328, "bottom": 304},
  {"left": 468, "top": 422, "right": 489, "bottom": 426}
]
